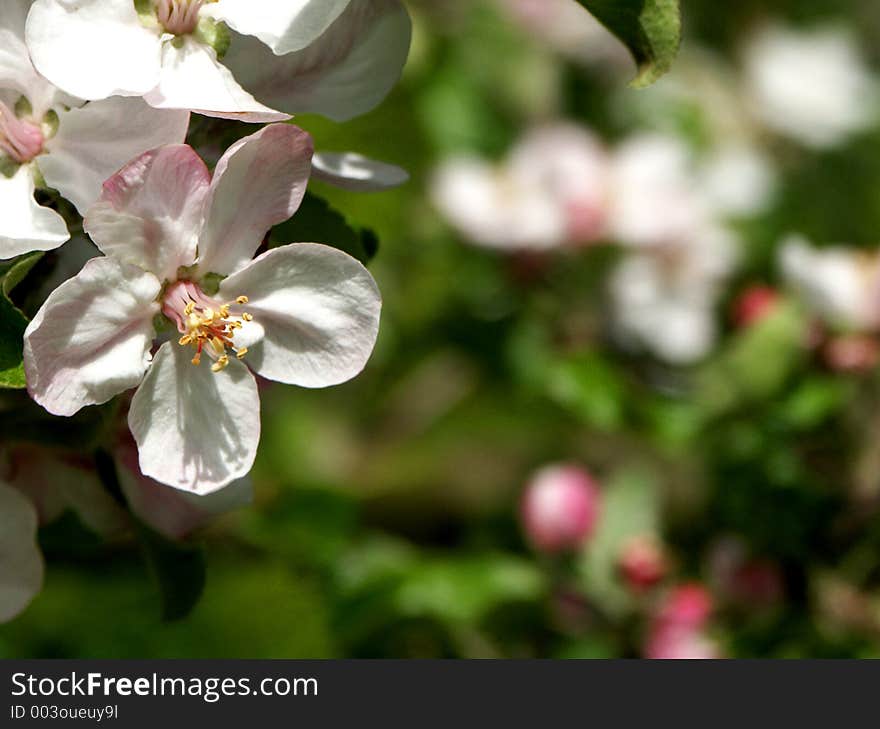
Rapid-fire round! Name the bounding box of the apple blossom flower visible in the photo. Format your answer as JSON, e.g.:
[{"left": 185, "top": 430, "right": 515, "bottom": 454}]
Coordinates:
[
  {"left": 432, "top": 124, "right": 610, "bottom": 251},
  {"left": 23, "top": 124, "right": 382, "bottom": 493},
  {"left": 0, "top": 0, "right": 189, "bottom": 259},
  {"left": 608, "top": 226, "right": 739, "bottom": 364},
  {"left": 779, "top": 235, "right": 880, "bottom": 332},
  {"left": 520, "top": 463, "right": 601, "bottom": 553},
  {"left": 743, "top": 23, "right": 878, "bottom": 149},
  {"left": 0, "top": 480, "right": 43, "bottom": 623},
  {"left": 26, "top": 0, "right": 411, "bottom": 123}
]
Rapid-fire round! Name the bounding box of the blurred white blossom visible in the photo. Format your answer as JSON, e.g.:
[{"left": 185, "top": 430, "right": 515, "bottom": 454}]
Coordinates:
[
  {"left": 609, "top": 226, "right": 739, "bottom": 364},
  {"left": 743, "top": 24, "right": 878, "bottom": 149},
  {"left": 432, "top": 124, "right": 610, "bottom": 251},
  {"left": 780, "top": 235, "right": 880, "bottom": 331}
]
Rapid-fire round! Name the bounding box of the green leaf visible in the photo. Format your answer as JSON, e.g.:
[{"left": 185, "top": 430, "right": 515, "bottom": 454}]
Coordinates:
[
  {"left": 0, "top": 252, "right": 43, "bottom": 389},
  {"left": 394, "top": 554, "right": 546, "bottom": 625},
  {"left": 696, "top": 302, "right": 808, "bottom": 419},
  {"left": 575, "top": 0, "right": 682, "bottom": 87},
  {"left": 270, "top": 192, "right": 379, "bottom": 265},
  {"left": 579, "top": 468, "right": 660, "bottom": 615}
]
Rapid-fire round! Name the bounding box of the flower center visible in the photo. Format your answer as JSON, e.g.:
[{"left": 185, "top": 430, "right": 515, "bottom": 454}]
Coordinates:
[
  {"left": 162, "top": 280, "right": 253, "bottom": 373},
  {"left": 0, "top": 100, "right": 44, "bottom": 164},
  {"left": 156, "top": 0, "right": 206, "bottom": 35}
]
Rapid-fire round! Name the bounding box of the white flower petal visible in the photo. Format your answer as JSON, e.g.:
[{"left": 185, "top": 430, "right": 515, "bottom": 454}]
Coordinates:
[
  {"left": 0, "top": 482, "right": 43, "bottom": 623},
  {"left": 198, "top": 124, "right": 313, "bottom": 276},
  {"left": 218, "top": 243, "right": 381, "bottom": 388},
  {"left": 26, "top": 0, "right": 163, "bottom": 101},
  {"left": 84, "top": 144, "right": 210, "bottom": 280},
  {"left": 0, "top": 164, "right": 69, "bottom": 260},
  {"left": 208, "top": 0, "right": 351, "bottom": 55},
  {"left": 116, "top": 440, "right": 251, "bottom": 539},
  {"left": 143, "top": 37, "right": 288, "bottom": 122},
  {"left": 24, "top": 256, "right": 160, "bottom": 417},
  {"left": 312, "top": 151, "right": 409, "bottom": 192},
  {"left": 128, "top": 342, "right": 260, "bottom": 494},
  {"left": 39, "top": 97, "right": 189, "bottom": 216},
  {"left": 223, "top": 0, "right": 411, "bottom": 122},
  {"left": 0, "top": 0, "right": 58, "bottom": 116}
]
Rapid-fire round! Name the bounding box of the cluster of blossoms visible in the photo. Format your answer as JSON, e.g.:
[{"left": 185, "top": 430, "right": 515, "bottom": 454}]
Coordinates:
[
  {"left": 0, "top": 0, "right": 413, "bottom": 621},
  {"left": 433, "top": 15, "right": 880, "bottom": 367},
  {"left": 433, "top": 125, "right": 751, "bottom": 364}
]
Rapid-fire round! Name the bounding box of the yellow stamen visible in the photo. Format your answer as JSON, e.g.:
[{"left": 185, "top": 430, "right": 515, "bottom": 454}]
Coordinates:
[
  {"left": 235, "top": 347, "right": 248, "bottom": 359},
  {"left": 236, "top": 296, "right": 249, "bottom": 304}
]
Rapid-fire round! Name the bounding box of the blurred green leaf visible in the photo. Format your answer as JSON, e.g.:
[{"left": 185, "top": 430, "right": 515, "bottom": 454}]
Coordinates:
[
  {"left": 580, "top": 468, "right": 660, "bottom": 615},
  {"left": 0, "top": 252, "right": 43, "bottom": 389},
  {"left": 696, "top": 302, "right": 808, "bottom": 419},
  {"left": 576, "top": 0, "right": 682, "bottom": 87},
  {"left": 271, "top": 192, "right": 378, "bottom": 265},
  {"left": 394, "top": 553, "right": 546, "bottom": 625},
  {"left": 546, "top": 352, "right": 626, "bottom": 430}
]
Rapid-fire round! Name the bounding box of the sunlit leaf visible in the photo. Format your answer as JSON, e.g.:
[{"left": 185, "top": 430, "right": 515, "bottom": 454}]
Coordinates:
[{"left": 576, "top": 0, "right": 682, "bottom": 87}]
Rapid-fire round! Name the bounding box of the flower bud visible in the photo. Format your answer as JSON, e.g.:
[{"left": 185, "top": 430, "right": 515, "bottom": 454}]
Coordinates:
[
  {"left": 644, "top": 583, "right": 720, "bottom": 659},
  {"left": 657, "top": 583, "right": 713, "bottom": 628},
  {"left": 520, "top": 464, "right": 600, "bottom": 553},
  {"left": 732, "top": 285, "right": 779, "bottom": 329},
  {"left": 618, "top": 535, "right": 667, "bottom": 592}
]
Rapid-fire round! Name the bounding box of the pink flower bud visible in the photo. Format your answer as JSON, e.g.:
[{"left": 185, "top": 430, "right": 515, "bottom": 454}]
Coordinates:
[
  {"left": 618, "top": 535, "right": 667, "bottom": 592},
  {"left": 520, "top": 464, "right": 600, "bottom": 553},
  {"left": 732, "top": 285, "right": 779, "bottom": 329},
  {"left": 657, "top": 583, "right": 713, "bottom": 629},
  {"left": 644, "top": 583, "right": 720, "bottom": 659}
]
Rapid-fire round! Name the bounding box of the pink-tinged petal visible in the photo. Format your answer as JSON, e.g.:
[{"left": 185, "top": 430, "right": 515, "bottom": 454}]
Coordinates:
[
  {"left": 39, "top": 97, "right": 190, "bottom": 216},
  {"left": 26, "top": 0, "right": 163, "bottom": 101},
  {"left": 128, "top": 342, "right": 260, "bottom": 494},
  {"left": 0, "top": 165, "right": 69, "bottom": 260},
  {"left": 0, "top": 0, "right": 58, "bottom": 117},
  {"left": 84, "top": 144, "right": 210, "bottom": 280},
  {"left": 5, "top": 445, "right": 128, "bottom": 537},
  {"left": 197, "top": 124, "right": 313, "bottom": 276},
  {"left": 223, "top": 0, "right": 411, "bottom": 122},
  {"left": 117, "top": 440, "right": 252, "bottom": 539},
  {"left": 24, "top": 257, "right": 161, "bottom": 417},
  {"left": 218, "top": 243, "right": 381, "bottom": 388},
  {"left": 143, "top": 37, "right": 288, "bottom": 122},
  {"left": 208, "top": 0, "right": 351, "bottom": 55},
  {"left": 312, "top": 151, "right": 409, "bottom": 192},
  {"left": 0, "top": 482, "right": 43, "bottom": 623}
]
